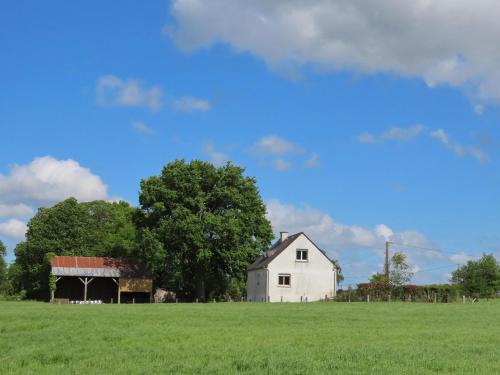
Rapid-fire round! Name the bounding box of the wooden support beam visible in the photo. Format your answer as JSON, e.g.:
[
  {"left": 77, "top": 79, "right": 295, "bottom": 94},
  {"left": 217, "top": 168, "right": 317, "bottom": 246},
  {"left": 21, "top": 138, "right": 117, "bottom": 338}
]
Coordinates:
[
  {"left": 78, "top": 277, "right": 94, "bottom": 302},
  {"left": 84, "top": 277, "right": 88, "bottom": 302}
]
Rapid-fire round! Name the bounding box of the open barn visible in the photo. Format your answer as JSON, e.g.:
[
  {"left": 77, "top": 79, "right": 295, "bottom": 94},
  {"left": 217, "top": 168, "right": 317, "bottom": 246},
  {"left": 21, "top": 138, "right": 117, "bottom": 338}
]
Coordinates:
[{"left": 51, "top": 256, "right": 153, "bottom": 303}]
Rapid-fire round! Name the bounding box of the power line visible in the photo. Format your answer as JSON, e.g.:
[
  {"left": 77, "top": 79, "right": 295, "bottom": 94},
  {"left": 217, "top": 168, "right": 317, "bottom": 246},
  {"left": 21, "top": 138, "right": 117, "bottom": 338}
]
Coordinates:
[{"left": 388, "top": 242, "right": 478, "bottom": 258}]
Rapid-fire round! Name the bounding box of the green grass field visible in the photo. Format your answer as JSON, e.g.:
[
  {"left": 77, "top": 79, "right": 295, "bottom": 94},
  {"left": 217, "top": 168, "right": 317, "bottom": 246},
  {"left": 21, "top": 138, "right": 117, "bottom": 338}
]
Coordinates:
[{"left": 1, "top": 301, "right": 499, "bottom": 374}]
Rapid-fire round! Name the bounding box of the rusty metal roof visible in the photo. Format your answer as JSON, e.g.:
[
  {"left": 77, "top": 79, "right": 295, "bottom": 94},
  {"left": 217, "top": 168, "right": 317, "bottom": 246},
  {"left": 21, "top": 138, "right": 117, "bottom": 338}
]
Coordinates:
[{"left": 51, "top": 256, "right": 152, "bottom": 278}]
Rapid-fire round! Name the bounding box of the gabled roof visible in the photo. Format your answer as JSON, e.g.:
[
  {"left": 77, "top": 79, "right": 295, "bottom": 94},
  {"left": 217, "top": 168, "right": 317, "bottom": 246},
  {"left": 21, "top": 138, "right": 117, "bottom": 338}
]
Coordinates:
[
  {"left": 247, "top": 233, "right": 302, "bottom": 271},
  {"left": 51, "top": 256, "right": 152, "bottom": 278},
  {"left": 247, "top": 232, "right": 337, "bottom": 271}
]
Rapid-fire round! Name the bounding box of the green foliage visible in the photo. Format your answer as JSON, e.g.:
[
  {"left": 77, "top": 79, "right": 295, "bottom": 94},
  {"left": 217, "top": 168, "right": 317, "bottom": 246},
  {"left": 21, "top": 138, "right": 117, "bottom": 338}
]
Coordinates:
[
  {"left": 135, "top": 160, "right": 273, "bottom": 300},
  {"left": 369, "top": 252, "right": 413, "bottom": 285},
  {"left": 451, "top": 253, "right": 500, "bottom": 298},
  {"left": 390, "top": 252, "right": 413, "bottom": 286},
  {"left": 1, "top": 301, "right": 500, "bottom": 374},
  {"left": 10, "top": 198, "right": 138, "bottom": 299},
  {"left": 0, "top": 240, "right": 7, "bottom": 293}
]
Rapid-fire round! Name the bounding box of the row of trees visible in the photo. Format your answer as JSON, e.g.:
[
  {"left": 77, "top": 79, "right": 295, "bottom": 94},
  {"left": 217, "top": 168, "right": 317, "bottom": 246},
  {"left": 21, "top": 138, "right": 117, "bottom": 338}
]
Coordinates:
[
  {"left": 336, "top": 252, "right": 499, "bottom": 302},
  {"left": 1, "top": 160, "right": 274, "bottom": 301}
]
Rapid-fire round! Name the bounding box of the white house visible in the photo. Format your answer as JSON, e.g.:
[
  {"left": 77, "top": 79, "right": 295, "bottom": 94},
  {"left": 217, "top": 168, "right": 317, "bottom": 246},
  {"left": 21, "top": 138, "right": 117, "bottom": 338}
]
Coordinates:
[{"left": 246, "top": 231, "right": 338, "bottom": 302}]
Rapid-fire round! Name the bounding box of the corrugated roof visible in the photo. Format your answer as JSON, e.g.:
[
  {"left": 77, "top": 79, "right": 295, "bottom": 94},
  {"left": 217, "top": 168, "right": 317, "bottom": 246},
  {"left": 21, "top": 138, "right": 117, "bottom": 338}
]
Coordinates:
[{"left": 51, "top": 256, "right": 152, "bottom": 278}]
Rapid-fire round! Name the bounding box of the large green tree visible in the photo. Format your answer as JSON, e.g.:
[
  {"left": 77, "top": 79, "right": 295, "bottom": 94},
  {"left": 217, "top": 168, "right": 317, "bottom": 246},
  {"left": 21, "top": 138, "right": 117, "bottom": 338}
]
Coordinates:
[
  {"left": 0, "top": 240, "right": 7, "bottom": 293},
  {"left": 451, "top": 254, "right": 499, "bottom": 298},
  {"left": 135, "top": 160, "right": 273, "bottom": 300},
  {"left": 11, "top": 198, "right": 138, "bottom": 299}
]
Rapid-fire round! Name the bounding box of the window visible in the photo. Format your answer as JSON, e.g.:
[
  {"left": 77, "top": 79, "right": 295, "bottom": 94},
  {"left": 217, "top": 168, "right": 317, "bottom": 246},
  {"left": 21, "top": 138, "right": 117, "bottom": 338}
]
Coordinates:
[
  {"left": 278, "top": 274, "right": 291, "bottom": 287},
  {"left": 296, "top": 249, "right": 308, "bottom": 261}
]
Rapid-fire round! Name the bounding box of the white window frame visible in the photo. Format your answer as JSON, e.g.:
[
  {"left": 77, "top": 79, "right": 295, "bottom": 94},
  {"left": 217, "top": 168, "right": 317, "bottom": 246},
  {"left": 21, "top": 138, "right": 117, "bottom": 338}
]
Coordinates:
[
  {"left": 278, "top": 274, "right": 291, "bottom": 287},
  {"left": 296, "top": 249, "right": 308, "bottom": 262}
]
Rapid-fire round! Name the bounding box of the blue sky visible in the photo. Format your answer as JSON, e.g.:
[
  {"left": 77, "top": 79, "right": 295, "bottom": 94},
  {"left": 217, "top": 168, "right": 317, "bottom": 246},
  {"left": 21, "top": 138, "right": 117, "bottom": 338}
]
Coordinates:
[{"left": 2, "top": 1, "right": 500, "bottom": 285}]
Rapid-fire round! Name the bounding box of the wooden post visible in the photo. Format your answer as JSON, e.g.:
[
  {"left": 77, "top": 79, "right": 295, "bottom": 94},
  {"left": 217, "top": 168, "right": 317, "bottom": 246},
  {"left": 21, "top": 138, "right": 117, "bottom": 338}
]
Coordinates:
[
  {"left": 305, "top": 297, "right": 308, "bottom": 303},
  {"left": 78, "top": 277, "right": 94, "bottom": 302},
  {"left": 300, "top": 296, "right": 303, "bottom": 303},
  {"left": 118, "top": 290, "right": 121, "bottom": 304},
  {"left": 84, "top": 277, "right": 88, "bottom": 302},
  {"left": 51, "top": 290, "right": 55, "bottom": 303},
  {"left": 434, "top": 293, "right": 437, "bottom": 304},
  {"left": 367, "top": 294, "right": 370, "bottom": 303},
  {"left": 462, "top": 295, "right": 465, "bottom": 304},
  {"left": 133, "top": 298, "right": 135, "bottom": 304},
  {"left": 111, "top": 298, "right": 113, "bottom": 304},
  {"left": 281, "top": 296, "right": 283, "bottom": 303},
  {"left": 388, "top": 293, "right": 391, "bottom": 303}
]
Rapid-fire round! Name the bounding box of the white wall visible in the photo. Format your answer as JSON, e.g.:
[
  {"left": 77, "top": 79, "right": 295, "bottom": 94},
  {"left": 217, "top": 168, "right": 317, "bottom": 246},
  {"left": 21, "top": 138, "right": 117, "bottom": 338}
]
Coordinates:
[
  {"left": 246, "top": 269, "right": 268, "bottom": 302},
  {"left": 267, "top": 234, "right": 336, "bottom": 302}
]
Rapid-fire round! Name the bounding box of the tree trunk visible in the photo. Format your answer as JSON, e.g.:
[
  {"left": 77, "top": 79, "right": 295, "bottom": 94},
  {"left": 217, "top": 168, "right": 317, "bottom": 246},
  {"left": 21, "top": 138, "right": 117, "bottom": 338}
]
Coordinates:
[{"left": 196, "top": 277, "right": 206, "bottom": 302}]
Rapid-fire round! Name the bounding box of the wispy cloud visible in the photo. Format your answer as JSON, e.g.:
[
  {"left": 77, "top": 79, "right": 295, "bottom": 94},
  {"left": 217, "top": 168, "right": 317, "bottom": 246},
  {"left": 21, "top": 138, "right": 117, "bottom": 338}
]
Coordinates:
[
  {"left": 174, "top": 96, "right": 211, "bottom": 112},
  {"left": 273, "top": 159, "right": 292, "bottom": 171},
  {"left": 203, "top": 142, "right": 229, "bottom": 167},
  {"left": 250, "top": 135, "right": 304, "bottom": 156},
  {"left": 132, "top": 121, "right": 155, "bottom": 136},
  {"left": 430, "top": 129, "right": 489, "bottom": 163},
  {"left": 305, "top": 152, "right": 320, "bottom": 169},
  {"left": 356, "top": 125, "right": 426, "bottom": 144},
  {"left": 357, "top": 125, "right": 488, "bottom": 163},
  {"left": 96, "top": 75, "right": 162, "bottom": 110},
  {"left": 249, "top": 135, "right": 317, "bottom": 172}
]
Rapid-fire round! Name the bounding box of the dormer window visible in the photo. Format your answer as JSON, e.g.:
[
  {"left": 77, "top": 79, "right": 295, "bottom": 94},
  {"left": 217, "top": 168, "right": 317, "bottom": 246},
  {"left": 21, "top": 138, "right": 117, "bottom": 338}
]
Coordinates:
[{"left": 296, "top": 249, "right": 308, "bottom": 262}]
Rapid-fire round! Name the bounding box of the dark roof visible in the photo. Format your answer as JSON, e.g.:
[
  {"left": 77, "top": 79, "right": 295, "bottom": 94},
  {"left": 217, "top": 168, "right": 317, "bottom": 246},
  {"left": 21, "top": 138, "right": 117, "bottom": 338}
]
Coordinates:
[
  {"left": 247, "top": 232, "right": 337, "bottom": 271},
  {"left": 51, "top": 256, "right": 152, "bottom": 278},
  {"left": 247, "top": 233, "right": 302, "bottom": 271}
]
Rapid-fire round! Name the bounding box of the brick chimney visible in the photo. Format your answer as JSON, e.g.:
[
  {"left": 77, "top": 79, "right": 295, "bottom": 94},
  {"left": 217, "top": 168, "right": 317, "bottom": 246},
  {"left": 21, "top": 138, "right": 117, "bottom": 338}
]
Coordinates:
[{"left": 280, "top": 231, "right": 289, "bottom": 243}]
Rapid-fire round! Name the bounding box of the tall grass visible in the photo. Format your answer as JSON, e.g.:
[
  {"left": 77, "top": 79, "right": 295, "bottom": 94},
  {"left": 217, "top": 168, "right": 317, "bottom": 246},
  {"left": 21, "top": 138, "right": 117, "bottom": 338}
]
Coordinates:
[{"left": 1, "top": 301, "right": 499, "bottom": 374}]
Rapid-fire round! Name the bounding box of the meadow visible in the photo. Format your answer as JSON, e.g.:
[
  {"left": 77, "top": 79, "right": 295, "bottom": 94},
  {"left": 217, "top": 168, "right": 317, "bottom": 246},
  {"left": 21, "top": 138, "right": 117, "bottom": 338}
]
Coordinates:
[{"left": 1, "top": 301, "right": 499, "bottom": 374}]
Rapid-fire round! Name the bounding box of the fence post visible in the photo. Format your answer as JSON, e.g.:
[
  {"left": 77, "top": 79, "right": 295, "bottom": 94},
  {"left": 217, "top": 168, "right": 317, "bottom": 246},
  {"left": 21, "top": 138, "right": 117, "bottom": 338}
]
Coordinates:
[
  {"left": 367, "top": 294, "right": 370, "bottom": 303},
  {"left": 434, "top": 293, "right": 437, "bottom": 304}
]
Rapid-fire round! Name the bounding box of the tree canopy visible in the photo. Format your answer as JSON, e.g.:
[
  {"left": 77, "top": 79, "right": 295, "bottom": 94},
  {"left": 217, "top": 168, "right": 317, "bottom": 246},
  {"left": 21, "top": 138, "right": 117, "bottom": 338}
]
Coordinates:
[
  {"left": 370, "top": 252, "right": 413, "bottom": 286},
  {"left": 451, "top": 254, "right": 500, "bottom": 298},
  {"left": 11, "top": 198, "right": 138, "bottom": 299},
  {"left": 135, "top": 160, "right": 273, "bottom": 300},
  {"left": 0, "top": 240, "right": 6, "bottom": 293}
]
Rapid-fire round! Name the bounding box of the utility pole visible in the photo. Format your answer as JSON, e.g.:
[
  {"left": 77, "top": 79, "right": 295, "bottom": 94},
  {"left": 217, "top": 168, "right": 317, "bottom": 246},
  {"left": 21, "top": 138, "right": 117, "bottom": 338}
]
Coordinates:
[{"left": 384, "top": 241, "right": 390, "bottom": 281}]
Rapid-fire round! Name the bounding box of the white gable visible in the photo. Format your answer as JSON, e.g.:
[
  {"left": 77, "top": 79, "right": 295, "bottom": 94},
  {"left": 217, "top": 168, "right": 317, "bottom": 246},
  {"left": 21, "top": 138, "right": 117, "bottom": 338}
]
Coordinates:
[{"left": 247, "top": 232, "right": 337, "bottom": 302}]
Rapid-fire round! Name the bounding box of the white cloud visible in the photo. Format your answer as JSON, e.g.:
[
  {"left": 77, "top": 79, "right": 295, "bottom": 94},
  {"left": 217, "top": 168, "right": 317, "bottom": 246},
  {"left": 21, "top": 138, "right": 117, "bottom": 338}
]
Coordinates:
[
  {"left": 168, "top": 0, "right": 500, "bottom": 104},
  {"left": 0, "top": 203, "right": 33, "bottom": 218},
  {"left": 173, "top": 96, "right": 211, "bottom": 112},
  {"left": 358, "top": 125, "right": 488, "bottom": 163},
  {"left": 96, "top": 75, "right": 162, "bottom": 110},
  {"left": 430, "top": 129, "right": 488, "bottom": 163},
  {"left": 474, "top": 104, "right": 485, "bottom": 115},
  {"left": 266, "top": 199, "right": 431, "bottom": 251},
  {"left": 250, "top": 135, "right": 303, "bottom": 156},
  {"left": 203, "top": 142, "right": 229, "bottom": 167},
  {"left": 273, "top": 159, "right": 292, "bottom": 172},
  {"left": 132, "top": 121, "right": 155, "bottom": 135},
  {"left": 0, "top": 219, "right": 27, "bottom": 240},
  {"left": 449, "top": 252, "right": 475, "bottom": 265},
  {"left": 305, "top": 152, "right": 320, "bottom": 168},
  {"left": 0, "top": 156, "right": 110, "bottom": 207},
  {"left": 356, "top": 125, "right": 426, "bottom": 144}
]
